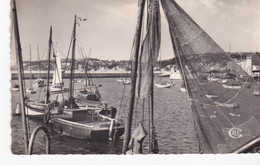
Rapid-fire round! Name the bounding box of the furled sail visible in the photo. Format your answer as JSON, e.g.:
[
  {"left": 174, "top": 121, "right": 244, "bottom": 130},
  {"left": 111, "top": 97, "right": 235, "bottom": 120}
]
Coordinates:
[
  {"left": 135, "top": 0, "right": 161, "bottom": 98},
  {"left": 161, "top": 0, "right": 260, "bottom": 153},
  {"left": 52, "top": 47, "right": 63, "bottom": 87}
]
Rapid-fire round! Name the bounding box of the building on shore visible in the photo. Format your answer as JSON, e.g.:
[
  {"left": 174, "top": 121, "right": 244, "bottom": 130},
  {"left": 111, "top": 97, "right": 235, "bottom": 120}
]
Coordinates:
[{"left": 237, "top": 52, "right": 260, "bottom": 77}]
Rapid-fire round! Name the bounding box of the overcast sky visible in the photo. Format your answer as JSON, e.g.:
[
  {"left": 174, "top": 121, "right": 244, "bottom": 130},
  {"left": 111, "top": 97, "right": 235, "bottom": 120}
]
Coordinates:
[{"left": 10, "top": 0, "right": 260, "bottom": 64}]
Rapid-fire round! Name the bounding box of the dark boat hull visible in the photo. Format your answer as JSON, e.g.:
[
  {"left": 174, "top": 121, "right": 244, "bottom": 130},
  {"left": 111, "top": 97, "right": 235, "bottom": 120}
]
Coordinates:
[{"left": 51, "top": 118, "right": 124, "bottom": 140}]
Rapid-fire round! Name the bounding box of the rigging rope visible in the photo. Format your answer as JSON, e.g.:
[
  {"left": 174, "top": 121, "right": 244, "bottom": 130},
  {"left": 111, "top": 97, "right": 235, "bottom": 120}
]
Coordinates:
[
  {"left": 148, "top": 95, "right": 151, "bottom": 153},
  {"left": 134, "top": 99, "right": 139, "bottom": 128},
  {"left": 63, "top": 32, "right": 74, "bottom": 74},
  {"left": 142, "top": 98, "right": 145, "bottom": 124}
]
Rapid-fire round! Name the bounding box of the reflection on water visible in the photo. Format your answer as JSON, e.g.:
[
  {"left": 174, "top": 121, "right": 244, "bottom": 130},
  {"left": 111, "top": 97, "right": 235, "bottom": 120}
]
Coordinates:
[{"left": 11, "top": 77, "right": 199, "bottom": 154}]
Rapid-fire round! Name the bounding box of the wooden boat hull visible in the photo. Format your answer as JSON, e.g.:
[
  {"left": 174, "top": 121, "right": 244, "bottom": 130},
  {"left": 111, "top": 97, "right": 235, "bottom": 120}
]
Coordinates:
[
  {"left": 51, "top": 118, "right": 124, "bottom": 140},
  {"left": 252, "top": 91, "right": 260, "bottom": 96},
  {"left": 76, "top": 98, "right": 101, "bottom": 107},
  {"left": 24, "top": 100, "right": 58, "bottom": 120},
  {"left": 222, "top": 84, "right": 242, "bottom": 89},
  {"left": 155, "top": 83, "right": 172, "bottom": 88},
  {"left": 11, "top": 87, "right": 19, "bottom": 91}
]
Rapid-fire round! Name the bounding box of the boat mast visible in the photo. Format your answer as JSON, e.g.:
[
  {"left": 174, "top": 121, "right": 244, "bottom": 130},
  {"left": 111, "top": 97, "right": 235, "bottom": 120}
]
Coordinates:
[
  {"left": 12, "top": 0, "right": 29, "bottom": 153},
  {"left": 37, "top": 44, "right": 41, "bottom": 78},
  {"left": 122, "top": 0, "right": 146, "bottom": 154},
  {"left": 45, "top": 27, "right": 52, "bottom": 104},
  {"left": 29, "top": 44, "right": 32, "bottom": 88},
  {"left": 84, "top": 48, "right": 92, "bottom": 87},
  {"left": 69, "top": 15, "right": 77, "bottom": 107}
]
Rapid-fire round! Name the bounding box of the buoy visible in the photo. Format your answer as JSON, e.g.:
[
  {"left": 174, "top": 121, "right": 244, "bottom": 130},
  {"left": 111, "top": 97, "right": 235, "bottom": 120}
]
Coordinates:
[{"left": 14, "top": 103, "right": 21, "bottom": 115}]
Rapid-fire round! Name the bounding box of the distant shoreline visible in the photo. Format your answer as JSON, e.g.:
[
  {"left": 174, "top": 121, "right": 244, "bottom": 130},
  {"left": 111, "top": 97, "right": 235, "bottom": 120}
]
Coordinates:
[
  {"left": 11, "top": 72, "right": 130, "bottom": 80},
  {"left": 10, "top": 70, "right": 166, "bottom": 80}
]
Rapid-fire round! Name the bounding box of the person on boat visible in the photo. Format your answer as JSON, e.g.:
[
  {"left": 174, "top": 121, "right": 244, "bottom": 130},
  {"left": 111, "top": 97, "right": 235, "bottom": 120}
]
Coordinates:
[{"left": 99, "top": 103, "right": 117, "bottom": 118}]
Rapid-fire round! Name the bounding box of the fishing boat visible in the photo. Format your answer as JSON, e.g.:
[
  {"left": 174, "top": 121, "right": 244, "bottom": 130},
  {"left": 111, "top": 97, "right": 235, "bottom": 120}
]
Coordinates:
[
  {"left": 51, "top": 107, "right": 124, "bottom": 140},
  {"left": 205, "top": 94, "right": 219, "bottom": 99},
  {"left": 155, "top": 68, "right": 179, "bottom": 88},
  {"left": 34, "top": 78, "right": 45, "bottom": 87},
  {"left": 24, "top": 27, "right": 60, "bottom": 122},
  {"left": 222, "top": 81, "right": 242, "bottom": 89},
  {"left": 76, "top": 48, "right": 101, "bottom": 103},
  {"left": 116, "top": 78, "right": 130, "bottom": 85},
  {"left": 24, "top": 99, "right": 57, "bottom": 120},
  {"left": 116, "top": 61, "right": 131, "bottom": 85},
  {"left": 252, "top": 87, "right": 260, "bottom": 96},
  {"left": 155, "top": 47, "right": 174, "bottom": 88},
  {"left": 154, "top": 82, "right": 171, "bottom": 88},
  {"left": 50, "top": 15, "right": 124, "bottom": 140},
  {"left": 161, "top": 0, "right": 260, "bottom": 153},
  {"left": 77, "top": 85, "right": 101, "bottom": 102}
]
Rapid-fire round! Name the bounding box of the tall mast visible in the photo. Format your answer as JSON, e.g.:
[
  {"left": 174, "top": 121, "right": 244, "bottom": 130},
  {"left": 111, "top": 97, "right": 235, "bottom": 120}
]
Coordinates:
[
  {"left": 122, "top": 0, "right": 146, "bottom": 154},
  {"left": 45, "top": 26, "right": 52, "bottom": 104},
  {"left": 84, "top": 48, "right": 92, "bottom": 87},
  {"left": 29, "top": 44, "right": 32, "bottom": 87},
  {"left": 69, "top": 15, "right": 77, "bottom": 107},
  {"left": 37, "top": 44, "right": 41, "bottom": 78},
  {"left": 12, "top": 0, "right": 29, "bottom": 153}
]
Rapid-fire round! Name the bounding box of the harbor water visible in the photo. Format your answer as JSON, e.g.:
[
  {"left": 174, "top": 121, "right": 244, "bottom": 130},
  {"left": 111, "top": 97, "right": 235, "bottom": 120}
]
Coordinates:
[{"left": 11, "top": 77, "right": 199, "bottom": 154}]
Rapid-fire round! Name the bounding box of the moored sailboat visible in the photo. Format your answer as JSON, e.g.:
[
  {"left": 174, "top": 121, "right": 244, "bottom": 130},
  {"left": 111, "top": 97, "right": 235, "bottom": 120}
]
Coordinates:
[
  {"left": 50, "top": 15, "right": 124, "bottom": 140},
  {"left": 24, "top": 27, "right": 60, "bottom": 122},
  {"left": 116, "top": 78, "right": 131, "bottom": 85},
  {"left": 76, "top": 48, "right": 102, "bottom": 105}
]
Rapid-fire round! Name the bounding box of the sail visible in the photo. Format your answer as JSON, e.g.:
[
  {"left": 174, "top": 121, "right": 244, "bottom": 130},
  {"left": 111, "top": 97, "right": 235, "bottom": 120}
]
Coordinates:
[
  {"left": 52, "top": 47, "right": 63, "bottom": 86},
  {"left": 136, "top": 0, "right": 161, "bottom": 98},
  {"left": 162, "top": 0, "right": 260, "bottom": 153}
]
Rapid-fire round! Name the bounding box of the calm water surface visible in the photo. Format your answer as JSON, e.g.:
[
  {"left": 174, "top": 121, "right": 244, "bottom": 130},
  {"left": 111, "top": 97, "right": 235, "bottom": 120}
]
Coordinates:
[{"left": 11, "top": 77, "right": 199, "bottom": 154}]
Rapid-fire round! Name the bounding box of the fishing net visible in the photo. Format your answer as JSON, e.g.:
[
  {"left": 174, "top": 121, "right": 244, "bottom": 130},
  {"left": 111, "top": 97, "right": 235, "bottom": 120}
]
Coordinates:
[{"left": 161, "top": 0, "right": 260, "bottom": 153}]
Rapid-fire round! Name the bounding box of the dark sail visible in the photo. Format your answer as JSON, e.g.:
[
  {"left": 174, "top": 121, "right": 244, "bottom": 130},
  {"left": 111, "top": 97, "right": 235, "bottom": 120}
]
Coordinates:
[
  {"left": 161, "top": 0, "right": 260, "bottom": 153},
  {"left": 136, "top": 0, "right": 161, "bottom": 98}
]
